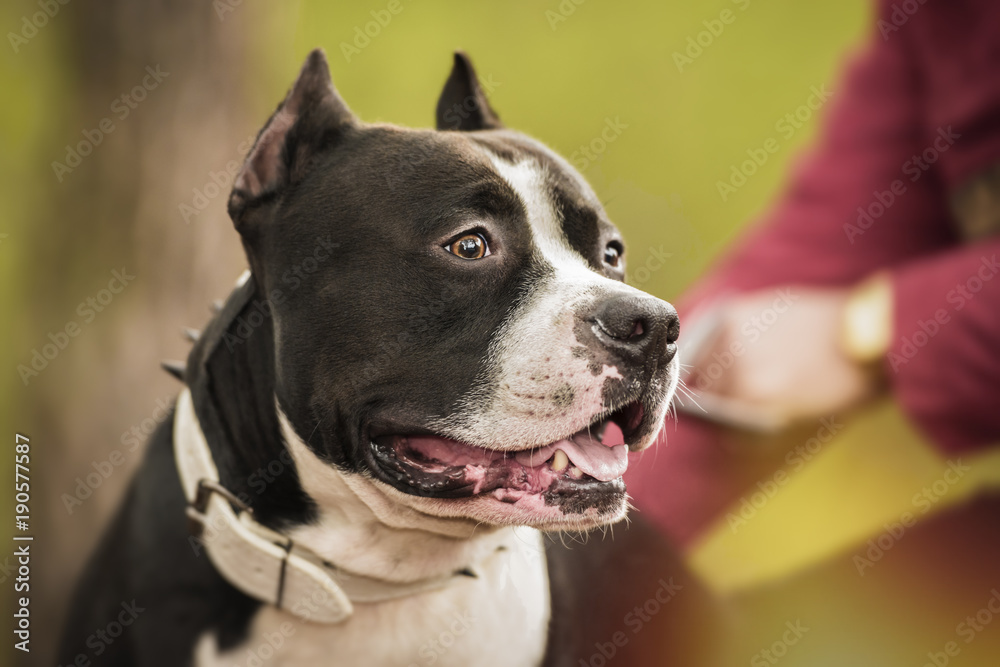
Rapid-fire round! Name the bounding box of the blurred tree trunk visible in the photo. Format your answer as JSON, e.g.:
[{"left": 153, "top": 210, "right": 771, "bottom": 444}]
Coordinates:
[{"left": 17, "top": 2, "right": 293, "bottom": 664}]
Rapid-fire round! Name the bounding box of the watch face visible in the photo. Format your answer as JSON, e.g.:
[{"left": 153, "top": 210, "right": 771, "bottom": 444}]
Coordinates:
[{"left": 842, "top": 275, "right": 893, "bottom": 364}]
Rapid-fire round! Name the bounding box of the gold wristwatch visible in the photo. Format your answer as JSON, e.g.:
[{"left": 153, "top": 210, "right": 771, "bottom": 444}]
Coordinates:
[{"left": 840, "top": 272, "right": 893, "bottom": 364}]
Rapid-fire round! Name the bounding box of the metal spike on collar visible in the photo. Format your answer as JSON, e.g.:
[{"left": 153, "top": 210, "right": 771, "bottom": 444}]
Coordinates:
[
  {"left": 182, "top": 327, "right": 201, "bottom": 342},
  {"left": 211, "top": 300, "right": 223, "bottom": 313},
  {"left": 160, "top": 360, "right": 185, "bottom": 381}
]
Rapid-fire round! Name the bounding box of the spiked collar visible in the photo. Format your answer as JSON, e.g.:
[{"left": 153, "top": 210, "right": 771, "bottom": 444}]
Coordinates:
[{"left": 172, "top": 271, "right": 480, "bottom": 623}]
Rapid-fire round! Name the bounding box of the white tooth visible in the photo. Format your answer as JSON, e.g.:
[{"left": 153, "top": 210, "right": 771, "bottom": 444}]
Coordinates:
[
  {"left": 551, "top": 449, "right": 569, "bottom": 472},
  {"left": 568, "top": 466, "right": 583, "bottom": 479}
]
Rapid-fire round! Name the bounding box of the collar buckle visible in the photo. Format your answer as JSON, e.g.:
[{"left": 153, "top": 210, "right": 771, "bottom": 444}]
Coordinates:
[{"left": 185, "top": 478, "right": 253, "bottom": 538}]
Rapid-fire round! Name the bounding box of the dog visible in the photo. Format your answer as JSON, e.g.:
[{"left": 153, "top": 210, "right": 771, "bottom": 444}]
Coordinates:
[{"left": 58, "top": 49, "right": 719, "bottom": 666}]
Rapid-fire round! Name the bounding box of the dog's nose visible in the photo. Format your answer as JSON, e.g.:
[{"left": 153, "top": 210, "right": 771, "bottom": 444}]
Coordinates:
[{"left": 588, "top": 294, "right": 679, "bottom": 364}]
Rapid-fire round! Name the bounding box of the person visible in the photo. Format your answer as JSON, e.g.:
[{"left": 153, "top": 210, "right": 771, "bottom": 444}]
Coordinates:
[{"left": 625, "top": 0, "right": 1000, "bottom": 662}]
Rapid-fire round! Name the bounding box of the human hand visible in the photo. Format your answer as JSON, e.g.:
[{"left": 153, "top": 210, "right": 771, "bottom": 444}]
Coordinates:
[{"left": 684, "top": 286, "right": 883, "bottom": 427}]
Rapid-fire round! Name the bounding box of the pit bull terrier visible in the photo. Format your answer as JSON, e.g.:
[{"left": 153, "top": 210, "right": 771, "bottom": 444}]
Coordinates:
[{"left": 58, "top": 49, "right": 719, "bottom": 666}]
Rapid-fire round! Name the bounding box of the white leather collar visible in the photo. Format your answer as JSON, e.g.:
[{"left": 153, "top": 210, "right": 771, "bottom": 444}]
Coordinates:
[{"left": 172, "top": 387, "right": 470, "bottom": 624}]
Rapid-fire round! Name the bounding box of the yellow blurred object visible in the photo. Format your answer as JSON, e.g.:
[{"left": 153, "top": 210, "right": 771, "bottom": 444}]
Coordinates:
[
  {"left": 688, "top": 400, "right": 1000, "bottom": 594},
  {"left": 840, "top": 271, "right": 894, "bottom": 364}
]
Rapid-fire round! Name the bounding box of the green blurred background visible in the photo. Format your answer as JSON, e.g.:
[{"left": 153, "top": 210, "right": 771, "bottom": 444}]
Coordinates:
[{"left": 1, "top": 0, "right": 879, "bottom": 665}]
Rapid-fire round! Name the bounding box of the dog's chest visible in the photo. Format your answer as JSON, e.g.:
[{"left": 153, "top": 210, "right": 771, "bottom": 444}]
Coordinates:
[{"left": 193, "top": 531, "right": 551, "bottom": 667}]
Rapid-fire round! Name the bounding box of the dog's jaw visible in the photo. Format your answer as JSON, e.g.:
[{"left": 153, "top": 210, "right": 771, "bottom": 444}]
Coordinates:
[{"left": 276, "top": 404, "right": 536, "bottom": 577}]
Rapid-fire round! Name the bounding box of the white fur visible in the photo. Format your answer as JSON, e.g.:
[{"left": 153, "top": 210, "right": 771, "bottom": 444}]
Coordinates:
[
  {"left": 431, "top": 154, "right": 674, "bottom": 453},
  {"left": 192, "top": 407, "right": 551, "bottom": 667}
]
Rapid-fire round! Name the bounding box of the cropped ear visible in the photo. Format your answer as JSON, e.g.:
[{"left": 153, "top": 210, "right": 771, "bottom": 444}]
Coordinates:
[
  {"left": 229, "top": 48, "right": 356, "bottom": 223},
  {"left": 435, "top": 51, "right": 503, "bottom": 132}
]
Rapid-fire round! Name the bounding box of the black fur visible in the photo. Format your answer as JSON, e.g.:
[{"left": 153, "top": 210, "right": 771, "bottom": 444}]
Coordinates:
[{"left": 59, "top": 49, "right": 710, "bottom": 666}]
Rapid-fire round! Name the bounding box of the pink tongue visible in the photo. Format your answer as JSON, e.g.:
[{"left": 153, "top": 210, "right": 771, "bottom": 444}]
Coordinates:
[{"left": 514, "top": 433, "right": 628, "bottom": 482}]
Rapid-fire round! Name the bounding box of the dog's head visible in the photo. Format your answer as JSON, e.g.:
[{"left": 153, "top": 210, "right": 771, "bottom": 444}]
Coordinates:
[{"left": 227, "top": 49, "right": 678, "bottom": 531}]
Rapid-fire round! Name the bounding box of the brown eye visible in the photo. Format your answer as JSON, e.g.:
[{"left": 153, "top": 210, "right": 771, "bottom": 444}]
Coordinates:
[
  {"left": 447, "top": 233, "right": 489, "bottom": 260},
  {"left": 604, "top": 242, "right": 623, "bottom": 268}
]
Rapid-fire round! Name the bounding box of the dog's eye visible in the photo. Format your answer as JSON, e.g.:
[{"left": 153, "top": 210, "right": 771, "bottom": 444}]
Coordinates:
[
  {"left": 446, "top": 233, "right": 489, "bottom": 260},
  {"left": 604, "top": 242, "right": 623, "bottom": 268}
]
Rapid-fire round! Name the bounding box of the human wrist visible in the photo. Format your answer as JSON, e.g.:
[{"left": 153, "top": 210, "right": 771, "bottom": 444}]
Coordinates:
[{"left": 840, "top": 272, "right": 894, "bottom": 366}]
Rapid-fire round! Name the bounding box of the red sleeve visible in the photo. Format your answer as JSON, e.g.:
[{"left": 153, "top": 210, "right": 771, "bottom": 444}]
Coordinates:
[
  {"left": 888, "top": 240, "right": 1000, "bottom": 452},
  {"left": 904, "top": 0, "right": 1000, "bottom": 191},
  {"left": 627, "top": 1, "right": 1000, "bottom": 544},
  {"left": 881, "top": 1, "right": 1000, "bottom": 453},
  {"left": 680, "top": 0, "right": 1000, "bottom": 451},
  {"left": 683, "top": 0, "right": 957, "bottom": 313}
]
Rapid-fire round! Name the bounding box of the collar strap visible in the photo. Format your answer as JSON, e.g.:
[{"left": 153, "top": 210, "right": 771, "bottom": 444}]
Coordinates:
[{"left": 172, "top": 387, "right": 464, "bottom": 624}]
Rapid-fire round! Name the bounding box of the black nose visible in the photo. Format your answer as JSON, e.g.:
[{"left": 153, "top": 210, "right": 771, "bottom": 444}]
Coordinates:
[{"left": 588, "top": 294, "right": 679, "bottom": 364}]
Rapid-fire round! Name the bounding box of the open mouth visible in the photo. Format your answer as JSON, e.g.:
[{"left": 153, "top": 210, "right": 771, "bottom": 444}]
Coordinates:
[{"left": 367, "top": 400, "right": 644, "bottom": 515}]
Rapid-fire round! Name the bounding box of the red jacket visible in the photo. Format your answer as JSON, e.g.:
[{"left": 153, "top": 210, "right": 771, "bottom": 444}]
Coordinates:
[{"left": 627, "top": 0, "right": 1000, "bottom": 544}]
